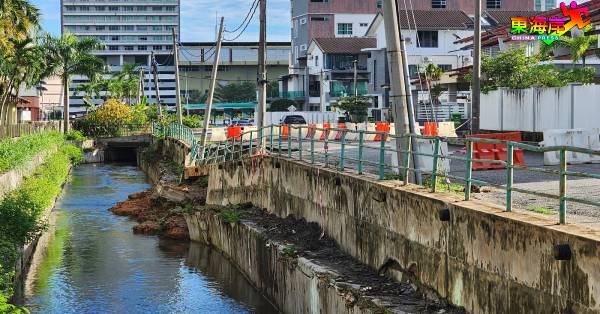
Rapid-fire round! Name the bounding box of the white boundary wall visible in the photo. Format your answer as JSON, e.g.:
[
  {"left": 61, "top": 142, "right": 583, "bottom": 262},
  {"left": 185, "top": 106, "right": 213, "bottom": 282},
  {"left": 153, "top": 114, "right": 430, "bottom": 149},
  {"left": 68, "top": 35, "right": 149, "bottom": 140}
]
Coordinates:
[{"left": 480, "top": 84, "right": 600, "bottom": 132}]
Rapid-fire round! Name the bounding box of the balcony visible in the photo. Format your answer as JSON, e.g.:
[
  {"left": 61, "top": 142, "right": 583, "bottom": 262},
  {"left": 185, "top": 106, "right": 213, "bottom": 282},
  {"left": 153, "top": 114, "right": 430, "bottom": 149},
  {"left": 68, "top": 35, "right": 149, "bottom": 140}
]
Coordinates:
[
  {"left": 330, "top": 82, "right": 369, "bottom": 98},
  {"left": 279, "top": 91, "right": 305, "bottom": 99}
]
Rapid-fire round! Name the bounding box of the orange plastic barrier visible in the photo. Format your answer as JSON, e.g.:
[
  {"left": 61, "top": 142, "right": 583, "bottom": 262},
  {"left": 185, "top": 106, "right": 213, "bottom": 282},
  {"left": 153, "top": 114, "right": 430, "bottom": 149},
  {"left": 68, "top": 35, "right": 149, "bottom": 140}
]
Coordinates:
[
  {"left": 334, "top": 123, "right": 347, "bottom": 140},
  {"left": 466, "top": 132, "right": 525, "bottom": 171},
  {"left": 320, "top": 123, "right": 331, "bottom": 140},
  {"left": 306, "top": 124, "right": 317, "bottom": 138},
  {"left": 423, "top": 122, "right": 438, "bottom": 136},
  {"left": 281, "top": 124, "right": 289, "bottom": 140},
  {"left": 373, "top": 122, "right": 391, "bottom": 141},
  {"left": 226, "top": 126, "right": 242, "bottom": 139}
]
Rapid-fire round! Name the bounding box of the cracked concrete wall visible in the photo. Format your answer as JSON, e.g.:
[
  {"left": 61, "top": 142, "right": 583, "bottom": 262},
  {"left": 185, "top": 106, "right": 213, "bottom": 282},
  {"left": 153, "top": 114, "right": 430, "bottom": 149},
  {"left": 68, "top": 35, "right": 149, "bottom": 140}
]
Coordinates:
[{"left": 206, "top": 156, "right": 600, "bottom": 314}]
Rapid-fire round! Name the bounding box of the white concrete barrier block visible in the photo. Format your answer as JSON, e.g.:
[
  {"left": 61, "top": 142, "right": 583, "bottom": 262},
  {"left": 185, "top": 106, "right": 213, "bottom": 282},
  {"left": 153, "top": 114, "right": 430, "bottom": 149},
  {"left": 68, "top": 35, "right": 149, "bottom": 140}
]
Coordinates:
[{"left": 543, "top": 129, "right": 591, "bottom": 165}]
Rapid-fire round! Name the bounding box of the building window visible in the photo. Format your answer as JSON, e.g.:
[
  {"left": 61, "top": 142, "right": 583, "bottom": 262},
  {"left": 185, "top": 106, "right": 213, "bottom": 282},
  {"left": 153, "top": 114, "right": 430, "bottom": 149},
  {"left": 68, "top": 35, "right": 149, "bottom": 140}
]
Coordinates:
[
  {"left": 408, "top": 65, "right": 419, "bottom": 79},
  {"left": 486, "top": 0, "right": 501, "bottom": 9},
  {"left": 432, "top": 0, "right": 446, "bottom": 8},
  {"left": 108, "top": 46, "right": 119, "bottom": 51},
  {"left": 138, "top": 45, "right": 147, "bottom": 51},
  {"left": 337, "top": 23, "right": 353, "bottom": 35},
  {"left": 153, "top": 45, "right": 163, "bottom": 51},
  {"left": 315, "top": 55, "right": 319, "bottom": 66},
  {"left": 300, "top": 44, "right": 307, "bottom": 51},
  {"left": 124, "top": 46, "right": 134, "bottom": 51},
  {"left": 360, "top": 23, "right": 369, "bottom": 27},
  {"left": 310, "top": 0, "right": 329, "bottom": 2},
  {"left": 438, "top": 64, "right": 452, "bottom": 72},
  {"left": 417, "top": 31, "right": 438, "bottom": 48},
  {"left": 311, "top": 16, "right": 329, "bottom": 21},
  {"left": 109, "top": 25, "right": 119, "bottom": 31}
]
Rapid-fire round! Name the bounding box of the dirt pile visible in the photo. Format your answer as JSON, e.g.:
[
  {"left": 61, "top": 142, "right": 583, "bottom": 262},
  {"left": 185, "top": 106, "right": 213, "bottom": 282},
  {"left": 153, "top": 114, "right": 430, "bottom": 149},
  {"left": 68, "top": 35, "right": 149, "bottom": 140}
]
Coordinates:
[{"left": 109, "top": 190, "right": 192, "bottom": 240}]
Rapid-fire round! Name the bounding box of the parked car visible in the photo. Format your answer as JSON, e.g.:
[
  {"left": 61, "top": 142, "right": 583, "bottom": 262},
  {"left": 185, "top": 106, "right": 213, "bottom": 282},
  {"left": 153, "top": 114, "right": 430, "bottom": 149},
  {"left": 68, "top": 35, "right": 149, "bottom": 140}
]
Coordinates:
[{"left": 281, "top": 115, "right": 307, "bottom": 125}]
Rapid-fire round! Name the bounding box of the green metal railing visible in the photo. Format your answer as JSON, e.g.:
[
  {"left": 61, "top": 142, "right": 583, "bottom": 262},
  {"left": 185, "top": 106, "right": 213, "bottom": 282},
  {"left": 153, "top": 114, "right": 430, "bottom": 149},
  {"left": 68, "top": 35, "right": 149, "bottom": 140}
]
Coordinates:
[
  {"left": 152, "top": 122, "right": 198, "bottom": 164},
  {"left": 279, "top": 91, "right": 305, "bottom": 99},
  {"left": 155, "top": 123, "right": 600, "bottom": 225}
]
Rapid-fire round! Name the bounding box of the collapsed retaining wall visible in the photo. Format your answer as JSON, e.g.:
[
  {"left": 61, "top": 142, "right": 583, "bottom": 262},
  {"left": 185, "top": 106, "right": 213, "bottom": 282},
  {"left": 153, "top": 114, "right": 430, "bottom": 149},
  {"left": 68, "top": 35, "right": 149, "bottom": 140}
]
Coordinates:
[{"left": 206, "top": 156, "right": 600, "bottom": 314}]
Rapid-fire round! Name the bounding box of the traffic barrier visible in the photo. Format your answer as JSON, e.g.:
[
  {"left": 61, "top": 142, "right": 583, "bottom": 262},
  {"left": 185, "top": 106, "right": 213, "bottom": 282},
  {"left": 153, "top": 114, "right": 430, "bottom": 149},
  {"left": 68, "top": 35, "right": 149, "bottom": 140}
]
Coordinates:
[
  {"left": 373, "top": 122, "right": 391, "bottom": 141},
  {"left": 241, "top": 126, "right": 257, "bottom": 141},
  {"left": 543, "top": 129, "right": 591, "bottom": 165},
  {"left": 467, "top": 132, "right": 525, "bottom": 170},
  {"left": 364, "top": 123, "right": 377, "bottom": 141},
  {"left": 281, "top": 124, "right": 290, "bottom": 140},
  {"left": 423, "top": 122, "right": 438, "bottom": 136},
  {"left": 345, "top": 123, "right": 359, "bottom": 141},
  {"left": 590, "top": 128, "right": 600, "bottom": 163},
  {"left": 306, "top": 124, "right": 317, "bottom": 139},
  {"left": 437, "top": 122, "right": 458, "bottom": 138},
  {"left": 332, "top": 123, "right": 347, "bottom": 140},
  {"left": 390, "top": 138, "right": 451, "bottom": 174},
  {"left": 210, "top": 128, "right": 227, "bottom": 142},
  {"left": 226, "top": 126, "right": 242, "bottom": 139},
  {"left": 320, "top": 123, "right": 331, "bottom": 140}
]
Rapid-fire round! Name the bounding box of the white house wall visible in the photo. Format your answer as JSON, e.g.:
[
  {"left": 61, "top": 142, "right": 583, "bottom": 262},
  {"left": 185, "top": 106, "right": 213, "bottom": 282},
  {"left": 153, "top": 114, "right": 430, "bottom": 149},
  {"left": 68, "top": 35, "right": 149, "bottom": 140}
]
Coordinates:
[{"left": 334, "top": 14, "right": 376, "bottom": 38}]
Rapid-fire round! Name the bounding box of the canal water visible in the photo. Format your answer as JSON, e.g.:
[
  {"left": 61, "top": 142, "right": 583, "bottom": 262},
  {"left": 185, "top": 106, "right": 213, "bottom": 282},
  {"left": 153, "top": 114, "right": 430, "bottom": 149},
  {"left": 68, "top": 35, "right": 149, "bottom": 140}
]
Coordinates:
[{"left": 24, "top": 164, "right": 278, "bottom": 314}]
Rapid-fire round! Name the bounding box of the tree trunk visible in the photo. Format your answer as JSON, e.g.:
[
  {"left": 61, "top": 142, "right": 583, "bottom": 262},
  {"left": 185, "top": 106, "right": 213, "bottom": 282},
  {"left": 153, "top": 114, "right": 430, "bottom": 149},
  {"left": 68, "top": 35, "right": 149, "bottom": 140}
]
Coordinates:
[
  {"left": 63, "top": 75, "right": 70, "bottom": 134},
  {"left": 0, "top": 81, "right": 15, "bottom": 125}
]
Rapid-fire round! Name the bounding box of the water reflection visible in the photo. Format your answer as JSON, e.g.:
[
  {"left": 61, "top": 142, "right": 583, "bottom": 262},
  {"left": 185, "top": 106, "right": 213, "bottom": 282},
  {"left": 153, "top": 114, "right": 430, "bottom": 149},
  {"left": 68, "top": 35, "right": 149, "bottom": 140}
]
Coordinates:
[{"left": 25, "top": 164, "right": 277, "bottom": 314}]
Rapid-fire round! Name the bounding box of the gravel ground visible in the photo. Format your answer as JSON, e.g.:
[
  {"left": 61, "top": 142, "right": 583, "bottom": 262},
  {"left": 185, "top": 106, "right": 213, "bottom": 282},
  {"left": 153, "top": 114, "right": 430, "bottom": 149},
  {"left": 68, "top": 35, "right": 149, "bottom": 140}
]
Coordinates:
[{"left": 271, "top": 140, "right": 600, "bottom": 229}]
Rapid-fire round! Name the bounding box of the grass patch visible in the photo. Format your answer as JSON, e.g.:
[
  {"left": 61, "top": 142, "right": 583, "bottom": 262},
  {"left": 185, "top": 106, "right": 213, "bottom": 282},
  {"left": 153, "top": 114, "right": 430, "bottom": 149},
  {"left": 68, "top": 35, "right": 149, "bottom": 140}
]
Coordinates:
[
  {"left": 0, "top": 132, "right": 64, "bottom": 174},
  {"left": 383, "top": 173, "right": 404, "bottom": 181},
  {"left": 218, "top": 209, "right": 245, "bottom": 223},
  {"left": 527, "top": 206, "right": 558, "bottom": 215},
  {"left": 423, "top": 177, "right": 464, "bottom": 194},
  {"left": 65, "top": 130, "right": 86, "bottom": 142},
  {"left": 0, "top": 143, "right": 82, "bottom": 303},
  {"left": 282, "top": 244, "right": 298, "bottom": 258}
]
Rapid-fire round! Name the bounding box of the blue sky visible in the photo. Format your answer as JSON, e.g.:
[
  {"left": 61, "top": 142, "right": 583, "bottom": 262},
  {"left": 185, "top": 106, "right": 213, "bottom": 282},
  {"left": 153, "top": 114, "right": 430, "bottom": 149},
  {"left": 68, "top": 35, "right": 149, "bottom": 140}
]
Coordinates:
[{"left": 31, "top": 0, "right": 291, "bottom": 42}]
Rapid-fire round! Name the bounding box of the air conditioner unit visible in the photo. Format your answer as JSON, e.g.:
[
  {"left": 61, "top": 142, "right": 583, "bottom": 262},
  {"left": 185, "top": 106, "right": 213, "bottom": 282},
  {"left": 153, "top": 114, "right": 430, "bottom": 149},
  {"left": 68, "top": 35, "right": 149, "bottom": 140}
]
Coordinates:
[
  {"left": 422, "top": 57, "right": 430, "bottom": 62},
  {"left": 463, "top": 57, "right": 472, "bottom": 63}
]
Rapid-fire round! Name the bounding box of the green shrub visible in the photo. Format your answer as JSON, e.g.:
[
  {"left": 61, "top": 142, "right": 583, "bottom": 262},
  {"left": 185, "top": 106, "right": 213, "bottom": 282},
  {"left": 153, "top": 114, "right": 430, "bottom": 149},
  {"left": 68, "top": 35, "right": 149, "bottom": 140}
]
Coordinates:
[
  {"left": 0, "top": 132, "right": 64, "bottom": 174},
  {"left": 0, "top": 144, "right": 82, "bottom": 303},
  {"left": 218, "top": 209, "right": 244, "bottom": 223},
  {"left": 182, "top": 115, "right": 202, "bottom": 128},
  {"left": 65, "top": 130, "right": 86, "bottom": 142}
]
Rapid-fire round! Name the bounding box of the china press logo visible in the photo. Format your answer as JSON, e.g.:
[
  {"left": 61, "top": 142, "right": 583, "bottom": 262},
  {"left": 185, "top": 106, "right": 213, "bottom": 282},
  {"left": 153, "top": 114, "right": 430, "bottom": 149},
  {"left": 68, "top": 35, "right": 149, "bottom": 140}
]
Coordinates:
[{"left": 510, "top": 1, "right": 591, "bottom": 45}]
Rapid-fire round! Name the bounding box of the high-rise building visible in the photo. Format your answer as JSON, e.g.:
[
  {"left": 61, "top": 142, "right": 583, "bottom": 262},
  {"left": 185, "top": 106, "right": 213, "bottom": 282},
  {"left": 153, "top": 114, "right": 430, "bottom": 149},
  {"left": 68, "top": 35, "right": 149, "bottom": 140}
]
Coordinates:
[{"left": 61, "top": 0, "right": 180, "bottom": 114}]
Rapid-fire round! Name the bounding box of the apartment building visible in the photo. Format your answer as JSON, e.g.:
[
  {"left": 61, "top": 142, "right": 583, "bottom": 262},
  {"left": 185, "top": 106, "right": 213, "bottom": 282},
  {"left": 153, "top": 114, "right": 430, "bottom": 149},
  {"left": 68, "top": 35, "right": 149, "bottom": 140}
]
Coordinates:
[{"left": 61, "top": 0, "right": 180, "bottom": 114}]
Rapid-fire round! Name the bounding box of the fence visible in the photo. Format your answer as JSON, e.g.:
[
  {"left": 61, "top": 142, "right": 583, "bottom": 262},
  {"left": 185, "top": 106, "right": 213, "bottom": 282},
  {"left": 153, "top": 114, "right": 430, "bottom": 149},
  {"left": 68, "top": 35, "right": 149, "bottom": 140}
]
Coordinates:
[
  {"left": 176, "top": 124, "right": 600, "bottom": 226},
  {"left": 0, "top": 121, "right": 63, "bottom": 140},
  {"left": 416, "top": 102, "right": 468, "bottom": 121},
  {"left": 480, "top": 84, "right": 600, "bottom": 132}
]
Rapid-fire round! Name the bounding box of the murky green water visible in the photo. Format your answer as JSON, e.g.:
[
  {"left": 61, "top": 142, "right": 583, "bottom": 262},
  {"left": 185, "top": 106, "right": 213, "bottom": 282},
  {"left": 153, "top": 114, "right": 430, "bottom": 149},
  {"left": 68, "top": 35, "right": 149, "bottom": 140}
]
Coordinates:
[{"left": 24, "top": 164, "right": 277, "bottom": 314}]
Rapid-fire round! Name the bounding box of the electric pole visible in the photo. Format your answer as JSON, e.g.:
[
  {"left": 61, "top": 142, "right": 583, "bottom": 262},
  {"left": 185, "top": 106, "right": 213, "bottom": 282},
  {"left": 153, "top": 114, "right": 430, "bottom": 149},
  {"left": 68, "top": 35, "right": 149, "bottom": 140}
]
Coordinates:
[
  {"left": 199, "top": 17, "right": 225, "bottom": 159},
  {"left": 353, "top": 60, "right": 358, "bottom": 96},
  {"left": 137, "top": 67, "right": 144, "bottom": 104},
  {"left": 472, "top": 0, "right": 482, "bottom": 133},
  {"left": 382, "top": 0, "right": 411, "bottom": 180},
  {"left": 173, "top": 28, "right": 183, "bottom": 124},
  {"left": 257, "top": 0, "right": 267, "bottom": 148},
  {"left": 400, "top": 36, "right": 420, "bottom": 184},
  {"left": 320, "top": 70, "right": 326, "bottom": 113},
  {"left": 151, "top": 51, "right": 162, "bottom": 118}
]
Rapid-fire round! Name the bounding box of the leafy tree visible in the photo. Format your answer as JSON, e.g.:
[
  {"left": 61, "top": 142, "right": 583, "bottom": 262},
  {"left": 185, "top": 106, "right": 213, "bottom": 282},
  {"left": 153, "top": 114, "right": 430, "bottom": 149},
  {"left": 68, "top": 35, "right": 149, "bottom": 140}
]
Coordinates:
[
  {"left": 215, "top": 81, "right": 256, "bottom": 103},
  {"left": 0, "top": 0, "right": 39, "bottom": 57},
  {"left": 267, "top": 80, "right": 279, "bottom": 98},
  {"left": 44, "top": 33, "right": 104, "bottom": 133},
  {"left": 335, "top": 96, "right": 371, "bottom": 123},
  {"left": 555, "top": 25, "right": 600, "bottom": 67},
  {"left": 268, "top": 99, "right": 297, "bottom": 112},
  {"left": 421, "top": 63, "right": 444, "bottom": 105}
]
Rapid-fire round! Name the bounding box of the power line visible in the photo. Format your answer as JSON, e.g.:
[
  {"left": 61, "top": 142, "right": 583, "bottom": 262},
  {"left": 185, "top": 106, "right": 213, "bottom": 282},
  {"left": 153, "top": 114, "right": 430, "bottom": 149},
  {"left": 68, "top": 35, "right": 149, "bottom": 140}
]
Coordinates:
[
  {"left": 223, "top": 0, "right": 259, "bottom": 41},
  {"left": 224, "top": 0, "right": 259, "bottom": 33}
]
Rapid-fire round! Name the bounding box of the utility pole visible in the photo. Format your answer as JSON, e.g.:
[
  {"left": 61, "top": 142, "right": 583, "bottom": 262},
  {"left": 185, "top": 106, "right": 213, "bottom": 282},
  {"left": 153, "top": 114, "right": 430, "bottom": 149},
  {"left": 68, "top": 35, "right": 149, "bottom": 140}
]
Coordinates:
[
  {"left": 400, "top": 36, "right": 420, "bottom": 184},
  {"left": 353, "top": 60, "right": 358, "bottom": 96},
  {"left": 257, "top": 0, "right": 267, "bottom": 148},
  {"left": 151, "top": 51, "right": 162, "bottom": 118},
  {"left": 382, "top": 0, "right": 411, "bottom": 180},
  {"left": 173, "top": 28, "right": 183, "bottom": 124},
  {"left": 199, "top": 17, "right": 225, "bottom": 159},
  {"left": 137, "top": 67, "right": 144, "bottom": 104},
  {"left": 472, "top": 0, "right": 482, "bottom": 134},
  {"left": 320, "top": 70, "right": 326, "bottom": 113}
]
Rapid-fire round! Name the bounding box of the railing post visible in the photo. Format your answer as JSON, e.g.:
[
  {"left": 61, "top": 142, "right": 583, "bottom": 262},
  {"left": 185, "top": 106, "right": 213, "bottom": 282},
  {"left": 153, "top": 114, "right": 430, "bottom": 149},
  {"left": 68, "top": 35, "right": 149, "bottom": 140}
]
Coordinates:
[
  {"left": 278, "top": 125, "right": 282, "bottom": 155},
  {"left": 223, "top": 139, "right": 229, "bottom": 162},
  {"left": 249, "top": 131, "right": 254, "bottom": 156},
  {"left": 324, "top": 130, "right": 329, "bottom": 167},
  {"left": 559, "top": 148, "right": 567, "bottom": 224},
  {"left": 506, "top": 143, "right": 514, "bottom": 212},
  {"left": 310, "top": 128, "right": 315, "bottom": 164},
  {"left": 269, "top": 125, "right": 274, "bottom": 154},
  {"left": 465, "top": 141, "right": 473, "bottom": 201},
  {"left": 358, "top": 131, "right": 364, "bottom": 174},
  {"left": 239, "top": 135, "right": 243, "bottom": 159},
  {"left": 378, "top": 134, "right": 386, "bottom": 180},
  {"left": 231, "top": 137, "right": 236, "bottom": 161},
  {"left": 339, "top": 130, "right": 346, "bottom": 171},
  {"left": 403, "top": 135, "right": 412, "bottom": 185},
  {"left": 287, "top": 127, "right": 292, "bottom": 158},
  {"left": 430, "top": 138, "right": 441, "bottom": 192},
  {"left": 298, "top": 127, "right": 303, "bottom": 161}
]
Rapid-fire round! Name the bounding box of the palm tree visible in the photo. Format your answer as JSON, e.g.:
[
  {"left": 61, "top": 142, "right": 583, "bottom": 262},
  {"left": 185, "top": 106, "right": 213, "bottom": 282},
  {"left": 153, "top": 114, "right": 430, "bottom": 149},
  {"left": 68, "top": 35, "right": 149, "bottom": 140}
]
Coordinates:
[
  {"left": 556, "top": 26, "right": 600, "bottom": 67},
  {"left": 0, "top": 0, "right": 40, "bottom": 57},
  {"left": 73, "top": 78, "right": 103, "bottom": 113},
  {"left": 44, "top": 33, "right": 104, "bottom": 133}
]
